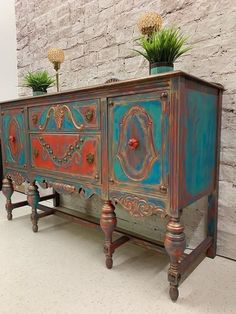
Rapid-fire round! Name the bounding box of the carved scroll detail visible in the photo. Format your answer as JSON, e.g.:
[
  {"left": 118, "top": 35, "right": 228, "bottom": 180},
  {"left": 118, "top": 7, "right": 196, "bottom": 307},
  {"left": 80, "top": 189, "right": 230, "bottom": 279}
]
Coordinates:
[
  {"left": 117, "top": 105, "right": 158, "bottom": 181},
  {"left": 7, "top": 171, "right": 26, "bottom": 186},
  {"left": 39, "top": 105, "right": 84, "bottom": 131},
  {"left": 36, "top": 180, "right": 96, "bottom": 199},
  {"left": 8, "top": 118, "right": 23, "bottom": 162},
  {"left": 114, "top": 193, "right": 167, "bottom": 218},
  {"left": 48, "top": 182, "right": 77, "bottom": 194}
]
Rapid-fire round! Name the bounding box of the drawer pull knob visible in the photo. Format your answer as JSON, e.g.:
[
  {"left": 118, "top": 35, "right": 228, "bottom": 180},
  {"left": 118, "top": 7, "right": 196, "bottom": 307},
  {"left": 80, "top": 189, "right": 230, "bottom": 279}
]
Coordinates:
[
  {"left": 85, "top": 109, "right": 94, "bottom": 122},
  {"left": 128, "top": 138, "right": 139, "bottom": 150},
  {"left": 86, "top": 153, "right": 94, "bottom": 164},
  {"left": 94, "top": 173, "right": 99, "bottom": 180},
  {"left": 9, "top": 135, "right": 16, "bottom": 143},
  {"left": 32, "top": 114, "right": 38, "bottom": 125},
  {"left": 160, "top": 185, "right": 168, "bottom": 194},
  {"left": 161, "top": 92, "right": 168, "bottom": 99}
]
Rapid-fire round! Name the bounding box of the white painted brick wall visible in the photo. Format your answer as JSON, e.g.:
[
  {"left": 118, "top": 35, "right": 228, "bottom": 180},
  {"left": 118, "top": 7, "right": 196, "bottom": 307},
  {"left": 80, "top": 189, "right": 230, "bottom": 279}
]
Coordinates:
[{"left": 15, "top": 0, "right": 236, "bottom": 259}]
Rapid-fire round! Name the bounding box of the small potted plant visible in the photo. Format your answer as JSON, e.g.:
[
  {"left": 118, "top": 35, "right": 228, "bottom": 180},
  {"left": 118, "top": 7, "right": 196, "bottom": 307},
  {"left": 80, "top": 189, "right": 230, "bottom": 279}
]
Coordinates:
[
  {"left": 23, "top": 70, "right": 55, "bottom": 96},
  {"left": 135, "top": 12, "right": 191, "bottom": 74}
]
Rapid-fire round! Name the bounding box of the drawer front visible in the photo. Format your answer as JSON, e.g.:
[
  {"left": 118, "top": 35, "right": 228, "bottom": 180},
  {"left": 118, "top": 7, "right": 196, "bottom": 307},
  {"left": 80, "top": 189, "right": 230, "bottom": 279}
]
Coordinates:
[
  {"left": 29, "top": 99, "right": 100, "bottom": 131},
  {"left": 2, "top": 109, "right": 26, "bottom": 168},
  {"left": 109, "top": 92, "right": 169, "bottom": 193},
  {"left": 30, "top": 133, "right": 100, "bottom": 181}
]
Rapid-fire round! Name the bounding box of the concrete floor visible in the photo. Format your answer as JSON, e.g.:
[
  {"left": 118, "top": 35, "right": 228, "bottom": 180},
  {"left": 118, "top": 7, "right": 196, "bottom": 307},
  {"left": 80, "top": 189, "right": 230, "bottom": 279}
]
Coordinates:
[{"left": 0, "top": 192, "right": 235, "bottom": 314}]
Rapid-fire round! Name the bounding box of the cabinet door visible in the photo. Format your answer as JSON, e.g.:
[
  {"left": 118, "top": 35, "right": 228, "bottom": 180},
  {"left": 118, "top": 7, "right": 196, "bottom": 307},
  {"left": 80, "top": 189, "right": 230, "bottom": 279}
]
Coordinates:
[
  {"left": 2, "top": 109, "right": 26, "bottom": 168},
  {"left": 108, "top": 92, "right": 169, "bottom": 194}
]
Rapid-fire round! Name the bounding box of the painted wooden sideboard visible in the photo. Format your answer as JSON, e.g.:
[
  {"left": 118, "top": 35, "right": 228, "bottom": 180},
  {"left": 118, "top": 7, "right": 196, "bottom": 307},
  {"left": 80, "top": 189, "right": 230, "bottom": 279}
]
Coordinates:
[{"left": 0, "top": 71, "right": 223, "bottom": 301}]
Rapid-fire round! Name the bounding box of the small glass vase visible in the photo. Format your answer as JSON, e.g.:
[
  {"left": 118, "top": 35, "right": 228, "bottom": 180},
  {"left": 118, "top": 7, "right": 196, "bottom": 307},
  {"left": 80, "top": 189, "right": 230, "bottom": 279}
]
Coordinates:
[{"left": 149, "top": 62, "right": 174, "bottom": 75}]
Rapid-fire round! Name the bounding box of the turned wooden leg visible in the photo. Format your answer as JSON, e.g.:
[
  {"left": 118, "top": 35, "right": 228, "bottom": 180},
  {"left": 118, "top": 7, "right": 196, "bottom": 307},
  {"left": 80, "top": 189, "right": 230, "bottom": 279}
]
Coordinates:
[
  {"left": 53, "top": 190, "right": 60, "bottom": 207},
  {"left": 164, "top": 216, "right": 186, "bottom": 302},
  {"left": 2, "top": 178, "right": 14, "bottom": 220},
  {"left": 100, "top": 200, "right": 117, "bottom": 269},
  {"left": 27, "top": 182, "right": 40, "bottom": 233}
]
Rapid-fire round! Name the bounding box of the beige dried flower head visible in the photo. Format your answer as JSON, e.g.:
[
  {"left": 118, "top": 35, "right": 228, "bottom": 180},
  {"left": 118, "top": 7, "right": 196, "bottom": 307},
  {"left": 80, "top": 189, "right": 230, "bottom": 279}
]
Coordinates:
[
  {"left": 138, "top": 12, "right": 162, "bottom": 36},
  {"left": 48, "top": 48, "right": 65, "bottom": 64}
]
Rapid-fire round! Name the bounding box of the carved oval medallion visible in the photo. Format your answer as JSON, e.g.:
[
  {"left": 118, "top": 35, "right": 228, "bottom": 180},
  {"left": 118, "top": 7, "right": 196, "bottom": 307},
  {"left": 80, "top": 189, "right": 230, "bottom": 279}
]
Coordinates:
[
  {"left": 117, "top": 106, "right": 158, "bottom": 181},
  {"left": 8, "top": 118, "right": 22, "bottom": 161}
]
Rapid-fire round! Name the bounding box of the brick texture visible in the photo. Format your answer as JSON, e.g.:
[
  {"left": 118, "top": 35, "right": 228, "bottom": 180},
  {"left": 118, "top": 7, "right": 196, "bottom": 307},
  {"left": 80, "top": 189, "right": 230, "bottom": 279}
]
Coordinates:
[{"left": 15, "top": 0, "right": 236, "bottom": 259}]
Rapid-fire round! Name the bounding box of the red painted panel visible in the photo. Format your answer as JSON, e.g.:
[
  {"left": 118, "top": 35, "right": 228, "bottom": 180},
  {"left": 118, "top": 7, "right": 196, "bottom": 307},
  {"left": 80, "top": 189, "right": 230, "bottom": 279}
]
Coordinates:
[{"left": 31, "top": 134, "right": 99, "bottom": 179}]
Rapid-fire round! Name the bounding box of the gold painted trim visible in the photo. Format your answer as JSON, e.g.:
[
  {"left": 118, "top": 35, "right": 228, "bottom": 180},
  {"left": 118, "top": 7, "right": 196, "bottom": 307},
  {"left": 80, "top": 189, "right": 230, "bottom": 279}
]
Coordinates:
[
  {"left": 39, "top": 104, "right": 84, "bottom": 131},
  {"left": 114, "top": 193, "right": 167, "bottom": 218},
  {"left": 117, "top": 105, "right": 158, "bottom": 181}
]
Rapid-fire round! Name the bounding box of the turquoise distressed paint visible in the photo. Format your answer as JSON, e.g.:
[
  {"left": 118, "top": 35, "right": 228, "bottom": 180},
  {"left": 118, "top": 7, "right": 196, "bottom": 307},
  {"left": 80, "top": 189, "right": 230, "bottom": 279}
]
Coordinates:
[
  {"left": 37, "top": 100, "right": 99, "bottom": 131},
  {"left": 3, "top": 115, "right": 14, "bottom": 162},
  {"left": 150, "top": 66, "right": 173, "bottom": 74},
  {"left": 39, "top": 110, "right": 55, "bottom": 129},
  {"left": 17, "top": 112, "right": 26, "bottom": 165},
  {"left": 163, "top": 115, "right": 169, "bottom": 176},
  {"left": 112, "top": 99, "right": 164, "bottom": 185},
  {"left": 184, "top": 90, "right": 217, "bottom": 196},
  {"left": 3, "top": 111, "right": 26, "bottom": 166}
]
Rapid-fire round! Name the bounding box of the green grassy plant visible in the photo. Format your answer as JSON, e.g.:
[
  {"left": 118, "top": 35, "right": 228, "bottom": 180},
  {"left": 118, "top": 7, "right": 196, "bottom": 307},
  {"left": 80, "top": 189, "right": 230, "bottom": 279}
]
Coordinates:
[
  {"left": 135, "top": 28, "right": 191, "bottom": 64},
  {"left": 23, "top": 70, "right": 55, "bottom": 92}
]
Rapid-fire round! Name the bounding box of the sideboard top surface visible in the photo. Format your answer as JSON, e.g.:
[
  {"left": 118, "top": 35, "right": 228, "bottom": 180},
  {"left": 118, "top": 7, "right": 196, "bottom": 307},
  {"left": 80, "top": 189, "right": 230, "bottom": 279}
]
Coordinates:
[{"left": 0, "top": 71, "right": 224, "bottom": 106}]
